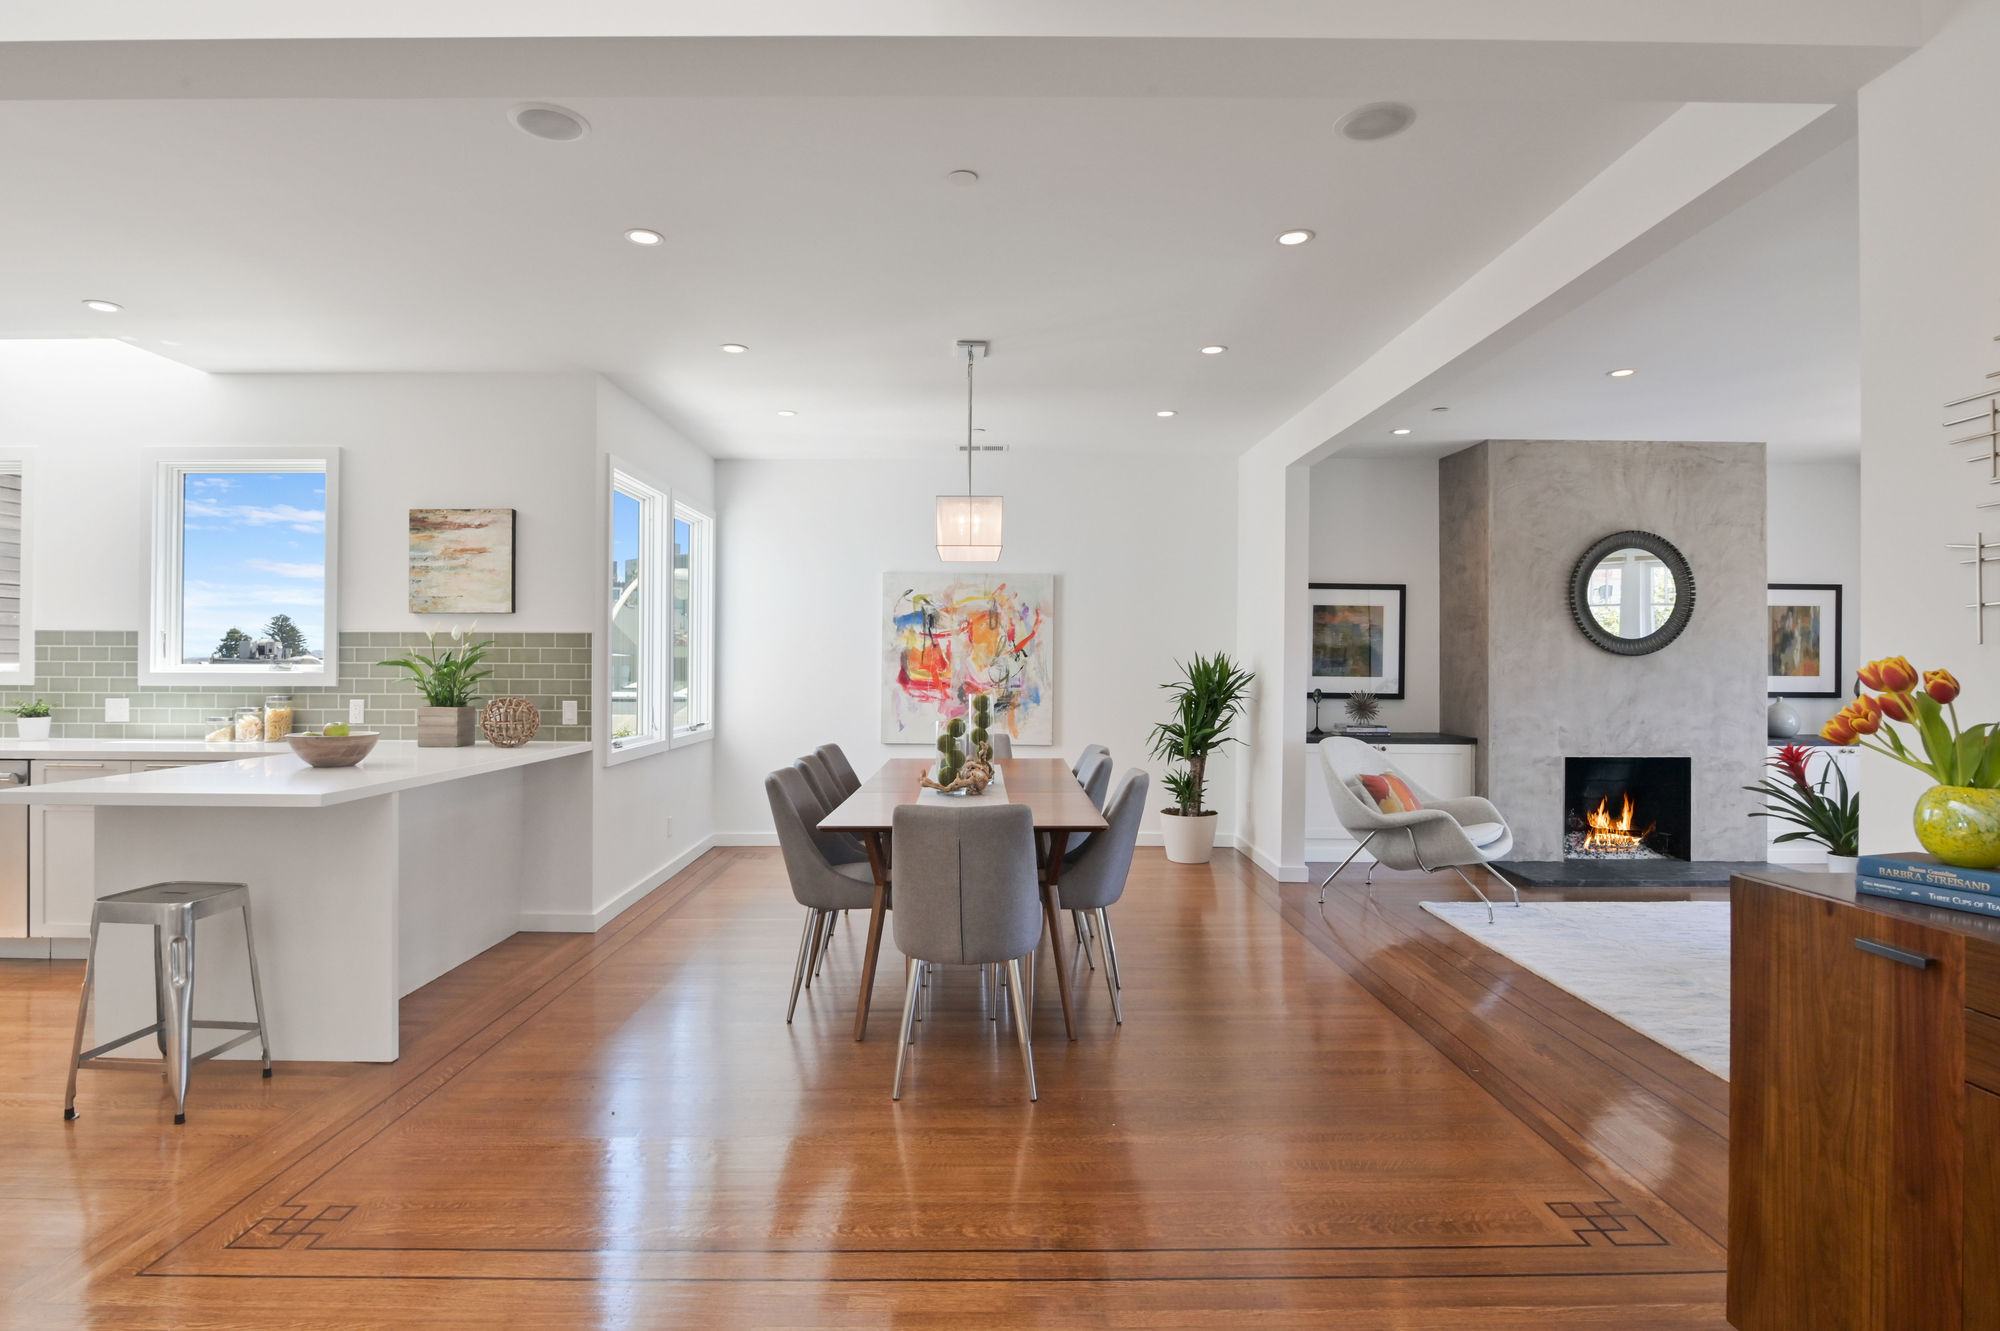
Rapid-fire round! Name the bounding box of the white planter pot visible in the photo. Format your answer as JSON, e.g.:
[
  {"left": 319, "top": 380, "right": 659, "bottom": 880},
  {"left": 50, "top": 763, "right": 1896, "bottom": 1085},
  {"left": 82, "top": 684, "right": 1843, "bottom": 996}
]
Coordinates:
[
  {"left": 1160, "top": 810, "right": 1219, "bottom": 864},
  {"left": 15, "top": 716, "right": 51, "bottom": 741},
  {"left": 1826, "top": 854, "right": 1859, "bottom": 875}
]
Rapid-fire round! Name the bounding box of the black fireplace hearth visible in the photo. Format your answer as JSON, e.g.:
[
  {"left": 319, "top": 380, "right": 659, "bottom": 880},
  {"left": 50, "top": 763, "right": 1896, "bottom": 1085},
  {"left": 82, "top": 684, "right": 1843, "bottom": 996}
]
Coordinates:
[{"left": 1563, "top": 756, "right": 1692, "bottom": 861}]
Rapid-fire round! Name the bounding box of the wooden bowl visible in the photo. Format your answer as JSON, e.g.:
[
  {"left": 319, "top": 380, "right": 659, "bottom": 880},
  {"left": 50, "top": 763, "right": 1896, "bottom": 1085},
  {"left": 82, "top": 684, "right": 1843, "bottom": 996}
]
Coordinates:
[{"left": 286, "top": 731, "right": 381, "bottom": 768}]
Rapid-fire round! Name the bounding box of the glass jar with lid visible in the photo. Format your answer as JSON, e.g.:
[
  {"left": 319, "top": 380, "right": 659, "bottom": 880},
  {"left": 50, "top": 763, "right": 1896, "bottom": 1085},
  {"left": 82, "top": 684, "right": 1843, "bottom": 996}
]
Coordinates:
[
  {"left": 203, "top": 714, "right": 234, "bottom": 744},
  {"left": 262, "top": 694, "right": 295, "bottom": 742},
  {"left": 232, "top": 706, "right": 264, "bottom": 742}
]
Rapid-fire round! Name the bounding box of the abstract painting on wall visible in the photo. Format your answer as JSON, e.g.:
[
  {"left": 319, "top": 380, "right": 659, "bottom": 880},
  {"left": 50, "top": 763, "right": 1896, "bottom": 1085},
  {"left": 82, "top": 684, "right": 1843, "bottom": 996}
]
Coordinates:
[
  {"left": 409, "top": 508, "right": 516, "bottom": 614},
  {"left": 1309, "top": 582, "right": 1406, "bottom": 698},
  {"left": 1768, "top": 583, "right": 1841, "bottom": 697},
  {"left": 883, "top": 573, "right": 1054, "bottom": 744}
]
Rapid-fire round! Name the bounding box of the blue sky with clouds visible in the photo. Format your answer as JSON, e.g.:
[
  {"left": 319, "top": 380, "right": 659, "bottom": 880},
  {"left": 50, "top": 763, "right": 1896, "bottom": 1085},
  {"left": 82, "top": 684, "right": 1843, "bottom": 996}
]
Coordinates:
[{"left": 180, "top": 471, "right": 326, "bottom": 661}]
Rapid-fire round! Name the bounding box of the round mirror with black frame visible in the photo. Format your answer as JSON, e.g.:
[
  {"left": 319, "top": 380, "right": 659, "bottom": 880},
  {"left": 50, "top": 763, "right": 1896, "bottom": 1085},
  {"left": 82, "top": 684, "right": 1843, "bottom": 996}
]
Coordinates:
[{"left": 1569, "top": 530, "right": 1696, "bottom": 656}]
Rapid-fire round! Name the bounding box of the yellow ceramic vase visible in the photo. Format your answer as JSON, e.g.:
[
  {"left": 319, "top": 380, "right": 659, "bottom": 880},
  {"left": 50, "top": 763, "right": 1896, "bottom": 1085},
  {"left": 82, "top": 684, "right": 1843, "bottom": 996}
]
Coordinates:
[{"left": 1914, "top": 785, "right": 2000, "bottom": 870}]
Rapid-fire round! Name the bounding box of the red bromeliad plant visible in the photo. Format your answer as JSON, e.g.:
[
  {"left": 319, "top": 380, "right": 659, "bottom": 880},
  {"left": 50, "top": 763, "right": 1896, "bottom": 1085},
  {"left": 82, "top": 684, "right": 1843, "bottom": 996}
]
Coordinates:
[
  {"left": 1822, "top": 656, "right": 1996, "bottom": 789},
  {"left": 1745, "top": 743, "right": 1859, "bottom": 857}
]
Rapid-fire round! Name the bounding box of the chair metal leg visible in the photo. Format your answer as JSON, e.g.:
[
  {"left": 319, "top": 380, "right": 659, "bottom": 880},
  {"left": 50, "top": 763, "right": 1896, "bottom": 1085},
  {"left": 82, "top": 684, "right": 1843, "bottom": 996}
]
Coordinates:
[
  {"left": 1006, "top": 958, "right": 1037, "bottom": 1102},
  {"left": 160, "top": 927, "right": 194, "bottom": 1124},
  {"left": 786, "top": 909, "right": 817, "bottom": 1022},
  {"left": 63, "top": 916, "right": 101, "bottom": 1121},
  {"left": 1077, "top": 911, "right": 1095, "bottom": 970},
  {"left": 811, "top": 909, "right": 836, "bottom": 981},
  {"left": 891, "top": 962, "right": 922, "bottom": 1099},
  {"left": 1317, "top": 832, "right": 1378, "bottom": 904},
  {"left": 238, "top": 898, "right": 273, "bottom": 1077},
  {"left": 1099, "top": 909, "right": 1122, "bottom": 992},
  {"left": 153, "top": 924, "right": 168, "bottom": 1056},
  {"left": 1094, "top": 909, "right": 1122, "bottom": 1023},
  {"left": 1449, "top": 865, "right": 1497, "bottom": 925}
]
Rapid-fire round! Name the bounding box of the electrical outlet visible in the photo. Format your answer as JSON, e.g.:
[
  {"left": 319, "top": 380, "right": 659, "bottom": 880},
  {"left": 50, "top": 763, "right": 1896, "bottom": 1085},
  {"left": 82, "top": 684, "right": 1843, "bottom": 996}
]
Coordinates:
[
  {"left": 348, "top": 699, "right": 366, "bottom": 725},
  {"left": 562, "top": 700, "right": 578, "bottom": 726},
  {"left": 104, "top": 698, "right": 130, "bottom": 724}
]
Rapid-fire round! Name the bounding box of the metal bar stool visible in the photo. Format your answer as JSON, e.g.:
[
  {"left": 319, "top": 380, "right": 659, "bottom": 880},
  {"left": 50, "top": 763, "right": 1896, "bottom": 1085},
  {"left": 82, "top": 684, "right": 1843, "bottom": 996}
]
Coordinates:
[{"left": 65, "top": 881, "right": 273, "bottom": 1125}]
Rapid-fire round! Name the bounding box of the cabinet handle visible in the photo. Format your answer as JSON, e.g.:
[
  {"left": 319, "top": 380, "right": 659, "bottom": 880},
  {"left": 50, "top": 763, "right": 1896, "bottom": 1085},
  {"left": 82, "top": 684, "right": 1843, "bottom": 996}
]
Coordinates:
[
  {"left": 1854, "top": 937, "right": 1935, "bottom": 969},
  {"left": 42, "top": 763, "right": 105, "bottom": 771}
]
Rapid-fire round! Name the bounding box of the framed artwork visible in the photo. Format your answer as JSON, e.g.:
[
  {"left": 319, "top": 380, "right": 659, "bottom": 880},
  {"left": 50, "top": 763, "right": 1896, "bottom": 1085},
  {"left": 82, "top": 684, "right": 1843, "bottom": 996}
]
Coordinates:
[
  {"left": 409, "top": 508, "right": 516, "bottom": 614},
  {"left": 1767, "top": 583, "right": 1842, "bottom": 697},
  {"left": 1310, "top": 582, "right": 1405, "bottom": 699},
  {"left": 883, "top": 572, "right": 1054, "bottom": 744}
]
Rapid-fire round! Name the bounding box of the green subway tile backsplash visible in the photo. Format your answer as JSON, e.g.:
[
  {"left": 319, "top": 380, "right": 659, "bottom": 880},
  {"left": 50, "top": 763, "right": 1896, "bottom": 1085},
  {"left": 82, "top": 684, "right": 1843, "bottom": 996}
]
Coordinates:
[{"left": 0, "top": 631, "right": 591, "bottom": 743}]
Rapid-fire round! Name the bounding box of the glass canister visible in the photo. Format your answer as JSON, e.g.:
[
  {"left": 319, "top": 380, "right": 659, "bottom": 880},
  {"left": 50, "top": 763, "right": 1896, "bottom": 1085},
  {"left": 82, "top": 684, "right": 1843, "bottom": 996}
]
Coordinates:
[
  {"left": 203, "top": 714, "right": 234, "bottom": 744},
  {"left": 263, "top": 694, "right": 295, "bottom": 742},
  {"left": 232, "top": 706, "right": 264, "bottom": 742}
]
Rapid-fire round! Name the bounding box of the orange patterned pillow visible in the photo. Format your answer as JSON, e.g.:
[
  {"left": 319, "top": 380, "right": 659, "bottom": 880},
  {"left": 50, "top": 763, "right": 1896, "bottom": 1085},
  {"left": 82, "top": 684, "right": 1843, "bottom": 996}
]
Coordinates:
[{"left": 1357, "top": 773, "right": 1423, "bottom": 814}]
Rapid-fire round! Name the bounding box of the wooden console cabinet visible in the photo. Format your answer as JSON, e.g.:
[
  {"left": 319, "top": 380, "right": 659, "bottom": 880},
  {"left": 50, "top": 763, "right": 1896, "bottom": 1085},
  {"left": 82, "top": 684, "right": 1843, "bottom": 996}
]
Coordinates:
[{"left": 1729, "top": 871, "right": 2000, "bottom": 1329}]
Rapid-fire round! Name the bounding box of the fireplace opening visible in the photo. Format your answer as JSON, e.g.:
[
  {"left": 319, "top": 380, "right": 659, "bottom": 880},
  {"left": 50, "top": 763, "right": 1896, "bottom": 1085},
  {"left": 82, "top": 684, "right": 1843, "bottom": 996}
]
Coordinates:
[{"left": 1563, "top": 756, "right": 1692, "bottom": 861}]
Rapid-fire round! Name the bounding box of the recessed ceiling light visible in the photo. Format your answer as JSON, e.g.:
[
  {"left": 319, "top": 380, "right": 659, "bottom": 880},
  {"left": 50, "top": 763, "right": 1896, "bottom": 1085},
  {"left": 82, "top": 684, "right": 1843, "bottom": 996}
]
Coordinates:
[
  {"left": 81, "top": 299, "right": 122, "bottom": 313},
  {"left": 720, "top": 343, "right": 748, "bottom": 354},
  {"left": 1156, "top": 410, "right": 1177, "bottom": 418},
  {"left": 1200, "top": 345, "right": 1227, "bottom": 355},
  {"left": 776, "top": 409, "right": 796, "bottom": 417},
  {"left": 1276, "top": 229, "right": 1315, "bottom": 246},
  {"left": 1607, "top": 367, "right": 1637, "bottom": 378},
  {"left": 624, "top": 228, "right": 663, "bottom": 246},
  {"left": 947, "top": 169, "right": 980, "bottom": 186},
  {"left": 1336, "top": 102, "right": 1417, "bottom": 142},
  {"left": 1392, "top": 428, "right": 1412, "bottom": 436},
  {"left": 511, "top": 103, "right": 590, "bottom": 141}
]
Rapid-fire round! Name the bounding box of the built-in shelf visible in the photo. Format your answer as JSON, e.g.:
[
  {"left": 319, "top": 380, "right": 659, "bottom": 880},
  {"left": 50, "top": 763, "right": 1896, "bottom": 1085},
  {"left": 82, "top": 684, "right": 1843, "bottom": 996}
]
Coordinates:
[{"left": 1306, "top": 731, "right": 1477, "bottom": 746}]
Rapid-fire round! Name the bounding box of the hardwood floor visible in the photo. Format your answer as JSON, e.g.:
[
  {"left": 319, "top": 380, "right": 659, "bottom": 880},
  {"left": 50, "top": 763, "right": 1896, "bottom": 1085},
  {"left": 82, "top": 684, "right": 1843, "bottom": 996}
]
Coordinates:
[{"left": 0, "top": 849, "right": 1732, "bottom": 1327}]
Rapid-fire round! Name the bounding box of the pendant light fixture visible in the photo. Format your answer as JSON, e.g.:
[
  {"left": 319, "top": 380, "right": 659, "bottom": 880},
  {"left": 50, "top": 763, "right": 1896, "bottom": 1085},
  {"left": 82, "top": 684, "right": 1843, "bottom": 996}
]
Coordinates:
[{"left": 935, "top": 339, "right": 1003, "bottom": 562}]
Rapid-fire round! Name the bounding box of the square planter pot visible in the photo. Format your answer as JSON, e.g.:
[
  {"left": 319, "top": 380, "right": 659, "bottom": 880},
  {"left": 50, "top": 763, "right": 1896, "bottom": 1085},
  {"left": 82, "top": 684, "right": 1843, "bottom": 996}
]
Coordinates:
[
  {"left": 418, "top": 706, "right": 478, "bottom": 748},
  {"left": 15, "top": 716, "right": 51, "bottom": 741}
]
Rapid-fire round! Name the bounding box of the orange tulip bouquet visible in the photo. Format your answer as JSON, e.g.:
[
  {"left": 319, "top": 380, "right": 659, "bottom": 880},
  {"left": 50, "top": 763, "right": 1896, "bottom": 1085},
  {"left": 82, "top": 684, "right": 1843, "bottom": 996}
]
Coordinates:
[{"left": 1823, "top": 656, "right": 2000, "bottom": 868}]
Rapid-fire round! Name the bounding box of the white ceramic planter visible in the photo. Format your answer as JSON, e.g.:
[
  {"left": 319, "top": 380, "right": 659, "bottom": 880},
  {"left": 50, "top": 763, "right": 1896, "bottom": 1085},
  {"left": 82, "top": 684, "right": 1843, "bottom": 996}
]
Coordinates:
[
  {"left": 1160, "top": 810, "right": 1219, "bottom": 864},
  {"left": 15, "top": 716, "right": 51, "bottom": 741},
  {"left": 1826, "top": 853, "right": 1859, "bottom": 875}
]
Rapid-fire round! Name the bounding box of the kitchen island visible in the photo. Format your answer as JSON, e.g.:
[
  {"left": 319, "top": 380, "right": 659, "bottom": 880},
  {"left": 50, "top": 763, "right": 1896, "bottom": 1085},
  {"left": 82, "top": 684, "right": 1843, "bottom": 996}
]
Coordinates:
[{"left": 0, "top": 740, "right": 591, "bottom": 1061}]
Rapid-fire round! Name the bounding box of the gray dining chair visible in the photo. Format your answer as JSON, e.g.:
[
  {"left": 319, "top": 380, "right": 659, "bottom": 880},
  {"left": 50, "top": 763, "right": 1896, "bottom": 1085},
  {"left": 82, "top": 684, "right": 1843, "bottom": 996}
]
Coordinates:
[
  {"left": 1059, "top": 769, "right": 1147, "bottom": 1023},
  {"left": 1072, "top": 744, "right": 1109, "bottom": 780},
  {"left": 797, "top": 752, "right": 847, "bottom": 813},
  {"left": 1061, "top": 748, "right": 1114, "bottom": 866},
  {"left": 814, "top": 744, "right": 863, "bottom": 799},
  {"left": 792, "top": 758, "right": 868, "bottom": 866},
  {"left": 986, "top": 733, "right": 1013, "bottom": 760},
  {"left": 767, "top": 769, "right": 881, "bottom": 1023},
  {"left": 889, "top": 803, "right": 1043, "bottom": 1102}
]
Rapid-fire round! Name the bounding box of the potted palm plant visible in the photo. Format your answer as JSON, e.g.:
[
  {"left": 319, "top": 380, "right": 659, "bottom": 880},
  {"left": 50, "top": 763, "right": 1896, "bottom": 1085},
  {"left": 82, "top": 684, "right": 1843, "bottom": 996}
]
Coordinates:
[
  {"left": 382, "top": 625, "right": 493, "bottom": 747},
  {"left": 1147, "top": 653, "right": 1255, "bottom": 864}
]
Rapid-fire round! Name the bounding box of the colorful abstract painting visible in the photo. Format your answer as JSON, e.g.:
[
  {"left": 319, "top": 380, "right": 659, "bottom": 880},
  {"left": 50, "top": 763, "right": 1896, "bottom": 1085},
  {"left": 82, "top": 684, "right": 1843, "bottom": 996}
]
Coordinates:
[
  {"left": 409, "top": 508, "right": 516, "bottom": 614},
  {"left": 883, "top": 573, "right": 1054, "bottom": 744}
]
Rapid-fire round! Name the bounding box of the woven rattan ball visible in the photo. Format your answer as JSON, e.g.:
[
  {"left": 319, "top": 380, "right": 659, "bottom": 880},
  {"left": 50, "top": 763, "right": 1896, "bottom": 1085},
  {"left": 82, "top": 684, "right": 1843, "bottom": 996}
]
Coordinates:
[{"left": 480, "top": 696, "right": 541, "bottom": 748}]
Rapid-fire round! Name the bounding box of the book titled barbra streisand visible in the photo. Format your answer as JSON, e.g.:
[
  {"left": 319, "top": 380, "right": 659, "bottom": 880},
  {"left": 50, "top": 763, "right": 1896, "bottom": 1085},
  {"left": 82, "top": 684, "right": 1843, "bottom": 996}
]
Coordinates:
[{"left": 1856, "top": 853, "right": 2000, "bottom": 919}]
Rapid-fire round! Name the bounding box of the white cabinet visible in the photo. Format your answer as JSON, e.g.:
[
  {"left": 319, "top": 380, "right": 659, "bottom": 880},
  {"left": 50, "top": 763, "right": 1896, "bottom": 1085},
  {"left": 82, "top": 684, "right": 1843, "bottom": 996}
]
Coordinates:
[
  {"left": 29, "top": 760, "right": 132, "bottom": 938},
  {"left": 1305, "top": 740, "right": 1477, "bottom": 860},
  {"left": 1764, "top": 744, "right": 1860, "bottom": 864}
]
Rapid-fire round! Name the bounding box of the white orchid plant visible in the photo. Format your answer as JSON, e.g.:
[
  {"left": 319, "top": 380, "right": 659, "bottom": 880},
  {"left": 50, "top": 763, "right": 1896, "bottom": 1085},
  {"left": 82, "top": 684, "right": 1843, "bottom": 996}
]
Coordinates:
[{"left": 381, "top": 621, "right": 494, "bottom": 708}]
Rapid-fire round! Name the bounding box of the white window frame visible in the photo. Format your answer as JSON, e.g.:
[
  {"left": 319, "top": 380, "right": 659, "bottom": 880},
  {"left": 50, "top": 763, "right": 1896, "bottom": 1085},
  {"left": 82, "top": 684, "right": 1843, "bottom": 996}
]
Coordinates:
[
  {"left": 671, "top": 498, "right": 715, "bottom": 747},
  {"left": 0, "top": 453, "right": 35, "bottom": 689},
  {"left": 605, "top": 459, "right": 670, "bottom": 766},
  {"left": 142, "top": 447, "right": 340, "bottom": 687}
]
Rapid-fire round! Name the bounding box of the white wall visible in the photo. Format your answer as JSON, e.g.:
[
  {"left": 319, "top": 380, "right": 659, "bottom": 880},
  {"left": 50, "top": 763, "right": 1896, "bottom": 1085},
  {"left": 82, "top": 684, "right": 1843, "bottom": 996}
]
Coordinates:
[
  {"left": 586, "top": 379, "right": 716, "bottom": 924},
  {"left": 1766, "top": 458, "right": 1860, "bottom": 734},
  {"left": 1857, "top": 0, "right": 2000, "bottom": 852},
  {"left": 1230, "top": 455, "right": 1308, "bottom": 882},
  {"left": 1306, "top": 455, "right": 1442, "bottom": 732},
  {"left": 712, "top": 452, "right": 1239, "bottom": 842},
  {"left": 0, "top": 343, "right": 717, "bottom": 922}
]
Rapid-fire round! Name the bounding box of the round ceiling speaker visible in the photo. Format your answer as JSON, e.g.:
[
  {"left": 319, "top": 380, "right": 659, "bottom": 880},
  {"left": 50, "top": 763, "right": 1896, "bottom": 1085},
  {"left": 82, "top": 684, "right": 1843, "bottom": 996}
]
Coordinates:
[
  {"left": 511, "top": 104, "right": 590, "bottom": 142},
  {"left": 1335, "top": 102, "right": 1416, "bottom": 142}
]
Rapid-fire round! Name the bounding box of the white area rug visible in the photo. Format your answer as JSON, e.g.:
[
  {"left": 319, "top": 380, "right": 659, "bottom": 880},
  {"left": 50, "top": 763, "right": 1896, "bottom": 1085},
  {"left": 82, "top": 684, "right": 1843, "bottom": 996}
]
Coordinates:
[{"left": 1419, "top": 901, "right": 1731, "bottom": 1079}]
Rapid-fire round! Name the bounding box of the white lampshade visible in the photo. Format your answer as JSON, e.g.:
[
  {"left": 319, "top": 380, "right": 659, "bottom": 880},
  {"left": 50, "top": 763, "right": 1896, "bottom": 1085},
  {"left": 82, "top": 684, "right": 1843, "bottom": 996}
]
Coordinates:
[{"left": 935, "top": 494, "right": 1004, "bottom": 562}]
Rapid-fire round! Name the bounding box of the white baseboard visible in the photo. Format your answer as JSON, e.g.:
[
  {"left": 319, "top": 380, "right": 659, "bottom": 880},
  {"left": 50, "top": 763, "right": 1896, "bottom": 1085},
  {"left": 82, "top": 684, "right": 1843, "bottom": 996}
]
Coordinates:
[
  {"left": 519, "top": 834, "right": 721, "bottom": 934},
  {"left": 1306, "top": 837, "right": 1377, "bottom": 864},
  {"left": 0, "top": 937, "right": 87, "bottom": 960},
  {"left": 1240, "top": 839, "right": 1308, "bottom": 883}
]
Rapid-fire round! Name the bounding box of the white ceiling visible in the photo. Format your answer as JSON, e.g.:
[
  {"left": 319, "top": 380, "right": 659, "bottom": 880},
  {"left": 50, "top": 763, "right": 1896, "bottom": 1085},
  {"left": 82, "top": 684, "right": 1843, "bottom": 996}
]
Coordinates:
[
  {"left": 1329, "top": 136, "right": 1860, "bottom": 462},
  {"left": 0, "top": 92, "right": 1683, "bottom": 458}
]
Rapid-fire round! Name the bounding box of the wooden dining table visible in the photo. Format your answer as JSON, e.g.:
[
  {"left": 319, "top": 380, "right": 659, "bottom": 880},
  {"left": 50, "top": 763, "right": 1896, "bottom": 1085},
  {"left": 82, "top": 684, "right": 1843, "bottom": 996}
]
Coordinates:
[{"left": 818, "top": 757, "right": 1109, "bottom": 1043}]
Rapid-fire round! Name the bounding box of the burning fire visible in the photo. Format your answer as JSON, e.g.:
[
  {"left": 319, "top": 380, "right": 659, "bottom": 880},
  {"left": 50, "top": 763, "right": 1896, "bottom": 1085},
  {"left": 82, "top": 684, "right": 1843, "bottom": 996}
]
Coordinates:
[{"left": 1580, "top": 794, "right": 1654, "bottom": 853}]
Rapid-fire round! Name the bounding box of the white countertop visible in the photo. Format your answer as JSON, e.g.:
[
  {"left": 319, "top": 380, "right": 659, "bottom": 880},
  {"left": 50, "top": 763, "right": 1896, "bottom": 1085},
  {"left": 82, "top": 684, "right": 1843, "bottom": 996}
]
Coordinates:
[
  {"left": 0, "top": 738, "right": 292, "bottom": 762},
  {"left": 0, "top": 740, "right": 592, "bottom": 807}
]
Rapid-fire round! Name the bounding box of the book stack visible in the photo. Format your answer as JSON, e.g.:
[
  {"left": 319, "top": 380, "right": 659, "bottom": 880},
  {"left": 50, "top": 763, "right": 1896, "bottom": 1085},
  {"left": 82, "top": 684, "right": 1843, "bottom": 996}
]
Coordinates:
[
  {"left": 1340, "top": 724, "right": 1391, "bottom": 738},
  {"left": 1857, "top": 853, "right": 2000, "bottom": 919}
]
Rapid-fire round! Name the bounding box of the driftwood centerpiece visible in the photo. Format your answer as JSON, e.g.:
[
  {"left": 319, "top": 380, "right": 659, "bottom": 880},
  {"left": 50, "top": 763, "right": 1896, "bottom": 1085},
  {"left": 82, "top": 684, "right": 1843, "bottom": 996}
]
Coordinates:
[{"left": 921, "top": 754, "right": 995, "bottom": 795}]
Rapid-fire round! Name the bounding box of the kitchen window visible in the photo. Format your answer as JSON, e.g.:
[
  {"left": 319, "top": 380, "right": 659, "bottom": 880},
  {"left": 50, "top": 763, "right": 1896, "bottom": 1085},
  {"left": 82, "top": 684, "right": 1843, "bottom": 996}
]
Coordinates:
[
  {"left": 143, "top": 449, "right": 339, "bottom": 686},
  {"left": 672, "top": 501, "right": 713, "bottom": 742},
  {"left": 0, "top": 460, "right": 31, "bottom": 686},
  {"left": 608, "top": 464, "right": 668, "bottom": 762}
]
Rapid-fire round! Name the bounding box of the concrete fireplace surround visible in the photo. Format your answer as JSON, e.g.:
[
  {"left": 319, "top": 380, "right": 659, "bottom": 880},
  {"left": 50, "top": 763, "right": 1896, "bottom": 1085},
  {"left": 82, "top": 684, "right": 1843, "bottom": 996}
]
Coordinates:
[{"left": 1438, "top": 440, "right": 1768, "bottom": 862}]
